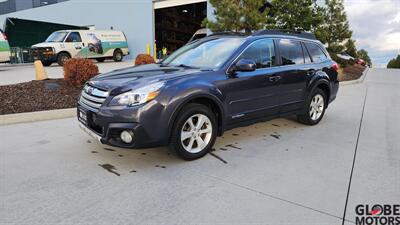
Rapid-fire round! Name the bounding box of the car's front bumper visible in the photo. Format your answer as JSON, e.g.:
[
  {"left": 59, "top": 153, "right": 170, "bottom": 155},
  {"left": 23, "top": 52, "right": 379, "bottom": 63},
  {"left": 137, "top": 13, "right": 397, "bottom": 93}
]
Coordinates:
[
  {"left": 329, "top": 80, "right": 339, "bottom": 103},
  {"left": 31, "top": 47, "right": 57, "bottom": 62},
  {"left": 77, "top": 102, "right": 169, "bottom": 149}
]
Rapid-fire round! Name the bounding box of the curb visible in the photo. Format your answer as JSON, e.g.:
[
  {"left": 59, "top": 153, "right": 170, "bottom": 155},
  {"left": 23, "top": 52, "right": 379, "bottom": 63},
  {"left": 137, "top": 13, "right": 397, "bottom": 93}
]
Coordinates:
[
  {"left": 0, "top": 108, "right": 76, "bottom": 126},
  {"left": 340, "top": 66, "right": 370, "bottom": 86}
]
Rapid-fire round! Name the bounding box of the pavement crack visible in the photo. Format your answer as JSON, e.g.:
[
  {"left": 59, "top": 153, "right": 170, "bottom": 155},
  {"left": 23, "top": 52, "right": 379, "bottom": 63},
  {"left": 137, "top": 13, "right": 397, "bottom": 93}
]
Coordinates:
[
  {"left": 202, "top": 173, "right": 352, "bottom": 223},
  {"left": 341, "top": 86, "right": 369, "bottom": 225}
]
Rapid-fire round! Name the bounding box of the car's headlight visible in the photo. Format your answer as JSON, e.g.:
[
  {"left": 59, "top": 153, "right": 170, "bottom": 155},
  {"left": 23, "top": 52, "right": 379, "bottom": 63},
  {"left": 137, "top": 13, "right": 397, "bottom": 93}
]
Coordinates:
[{"left": 109, "top": 81, "right": 165, "bottom": 107}]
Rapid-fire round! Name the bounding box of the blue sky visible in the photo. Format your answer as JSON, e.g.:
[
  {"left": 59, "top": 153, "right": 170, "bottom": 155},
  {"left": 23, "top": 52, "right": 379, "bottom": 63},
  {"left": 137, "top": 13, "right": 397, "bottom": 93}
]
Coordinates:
[{"left": 343, "top": 0, "right": 400, "bottom": 67}]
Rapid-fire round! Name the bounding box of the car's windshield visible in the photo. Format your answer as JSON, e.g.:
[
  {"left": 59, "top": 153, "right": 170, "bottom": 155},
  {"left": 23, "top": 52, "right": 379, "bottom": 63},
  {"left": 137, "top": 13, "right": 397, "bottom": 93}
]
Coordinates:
[
  {"left": 46, "top": 31, "right": 68, "bottom": 42},
  {"left": 162, "top": 37, "right": 245, "bottom": 69}
]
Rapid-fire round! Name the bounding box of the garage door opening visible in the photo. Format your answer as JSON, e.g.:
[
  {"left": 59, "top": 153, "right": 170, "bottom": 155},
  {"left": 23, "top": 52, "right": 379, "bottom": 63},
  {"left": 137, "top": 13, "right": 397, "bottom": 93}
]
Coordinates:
[{"left": 155, "top": 2, "right": 207, "bottom": 57}]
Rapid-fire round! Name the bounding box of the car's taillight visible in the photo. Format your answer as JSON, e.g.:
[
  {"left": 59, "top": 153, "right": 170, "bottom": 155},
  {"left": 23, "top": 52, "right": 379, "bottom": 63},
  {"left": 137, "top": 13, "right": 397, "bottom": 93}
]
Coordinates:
[{"left": 332, "top": 62, "right": 339, "bottom": 72}]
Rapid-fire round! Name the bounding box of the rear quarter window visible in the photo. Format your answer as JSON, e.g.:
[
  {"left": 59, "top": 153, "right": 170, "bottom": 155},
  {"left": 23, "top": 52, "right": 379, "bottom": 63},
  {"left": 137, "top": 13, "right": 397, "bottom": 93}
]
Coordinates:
[
  {"left": 305, "top": 42, "right": 327, "bottom": 63},
  {"left": 278, "top": 39, "right": 305, "bottom": 65}
]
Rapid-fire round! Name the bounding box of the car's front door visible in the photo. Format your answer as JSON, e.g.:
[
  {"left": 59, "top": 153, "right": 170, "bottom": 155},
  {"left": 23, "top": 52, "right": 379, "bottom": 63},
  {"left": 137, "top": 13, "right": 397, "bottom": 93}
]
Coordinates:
[
  {"left": 225, "top": 38, "right": 280, "bottom": 124},
  {"left": 64, "top": 32, "right": 84, "bottom": 58},
  {"left": 274, "top": 39, "right": 309, "bottom": 113}
]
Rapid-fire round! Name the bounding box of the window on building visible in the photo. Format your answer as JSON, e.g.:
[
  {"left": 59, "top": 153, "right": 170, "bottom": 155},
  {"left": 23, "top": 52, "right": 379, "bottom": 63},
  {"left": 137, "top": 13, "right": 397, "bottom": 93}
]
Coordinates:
[
  {"left": 305, "top": 42, "right": 327, "bottom": 63},
  {"left": 65, "top": 32, "right": 82, "bottom": 43},
  {"left": 237, "top": 38, "right": 276, "bottom": 69},
  {"left": 278, "top": 39, "right": 305, "bottom": 65}
]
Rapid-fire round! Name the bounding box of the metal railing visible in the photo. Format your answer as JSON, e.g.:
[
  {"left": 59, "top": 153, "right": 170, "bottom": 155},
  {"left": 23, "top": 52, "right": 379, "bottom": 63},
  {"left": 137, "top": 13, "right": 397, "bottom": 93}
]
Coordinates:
[{"left": 9, "top": 47, "right": 34, "bottom": 64}]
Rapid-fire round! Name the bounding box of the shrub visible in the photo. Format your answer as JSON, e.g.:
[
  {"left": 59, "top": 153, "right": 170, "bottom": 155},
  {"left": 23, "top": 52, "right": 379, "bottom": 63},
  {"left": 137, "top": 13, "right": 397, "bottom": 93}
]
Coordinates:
[
  {"left": 63, "top": 58, "right": 99, "bottom": 86},
  {"left": 135, "top": 54, "right": 155, "bottom": 66}
]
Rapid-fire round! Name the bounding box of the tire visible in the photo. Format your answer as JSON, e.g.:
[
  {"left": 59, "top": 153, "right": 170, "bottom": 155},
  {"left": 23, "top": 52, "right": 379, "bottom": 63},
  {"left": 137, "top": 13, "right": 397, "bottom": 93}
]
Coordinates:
[
  {"left": 57, "top": 52, "right": 71, "bottom": 66},
  {"left": 169, "top": 103, "right": 217, "bottom": 160},
  {"left": 41, "top": 60, "right": 52, "bottom": 67},
  {"left": 96, "top": 58, "right": 106, "bottom": 63},
  {"left": 297, "top": 88, "right": 327, "bottom": 125},
  {"left": 113, "top": 49, "right": 123, "bottom": 62}
]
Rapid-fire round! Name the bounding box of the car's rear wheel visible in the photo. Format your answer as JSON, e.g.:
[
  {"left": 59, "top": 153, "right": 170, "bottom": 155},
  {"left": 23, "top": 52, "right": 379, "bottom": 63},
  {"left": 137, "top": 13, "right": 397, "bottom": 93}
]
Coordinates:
[
  {"left": 113, "top": 49, "right": 123, "bottom": 62},
  {"left": 170, "top": 103, "right": 217, "bottom": 160},
  {"left": 297, "top": 88, "right": 326, "bottom": 125}
]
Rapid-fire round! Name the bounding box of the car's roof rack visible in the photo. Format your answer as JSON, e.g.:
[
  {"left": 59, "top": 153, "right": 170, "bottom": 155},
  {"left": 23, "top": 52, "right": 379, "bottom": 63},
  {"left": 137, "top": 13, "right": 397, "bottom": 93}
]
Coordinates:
[
  {"left": 208, "top": 31, "right": 248, "bottom": 37},
  {"left": 252, "top": 29, "right": 317, "bottom": 40}
]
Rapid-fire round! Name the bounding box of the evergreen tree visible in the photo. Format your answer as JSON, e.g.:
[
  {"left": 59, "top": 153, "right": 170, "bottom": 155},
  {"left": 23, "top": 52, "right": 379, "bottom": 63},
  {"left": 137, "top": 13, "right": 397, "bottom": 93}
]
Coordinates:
[
  {"left": 387, "top": 55, "right": 400, "bottom": 69},
  {"left": 345, "top": 39, "right": 357, "bottom": 58},
  {"left": 324, "top": 0, "right": 352, "bottom": 53},
  {"left": 270, "top": 0, "right": 324, "bottom": 33},
  {"left": 357, "top": 49, "right": 372, "bottom": 66},
  {"left": 203, "top": 0, "right": 272, "bottom": 32}
]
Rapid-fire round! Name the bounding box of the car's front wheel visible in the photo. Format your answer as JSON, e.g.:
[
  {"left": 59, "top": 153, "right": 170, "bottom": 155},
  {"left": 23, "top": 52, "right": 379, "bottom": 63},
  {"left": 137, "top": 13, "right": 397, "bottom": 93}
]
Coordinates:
[
  {"left": 41, "top": 60, "right": 52, "bottom": 67},
  {"left": 297, "top": 88, "right": 326, "bottom": 125},
  {"left": 57, "top": 52, "right": 70, "bottom": 66},
  {"left": 170, "top": 103, "right": 217, "bottom": 160}
]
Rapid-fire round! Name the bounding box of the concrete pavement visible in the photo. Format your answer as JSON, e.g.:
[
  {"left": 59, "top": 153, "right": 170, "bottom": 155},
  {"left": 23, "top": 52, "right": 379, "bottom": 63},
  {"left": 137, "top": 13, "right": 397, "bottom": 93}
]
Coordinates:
[
  {"left": 0, "top": 68, "right": 399, "bottom": 225},
  {"left": 0, "top": 61, "right": 133, "bottom": 86}
]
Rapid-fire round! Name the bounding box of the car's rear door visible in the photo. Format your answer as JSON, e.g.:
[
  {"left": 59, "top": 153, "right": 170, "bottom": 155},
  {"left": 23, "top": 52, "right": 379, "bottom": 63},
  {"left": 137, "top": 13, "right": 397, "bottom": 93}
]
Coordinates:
[
  {"left": 274, "top": 39, "right": 309, "bottom": 113},
  {"left": 225, "top": 38, "right": 280, "bottom": 124}
]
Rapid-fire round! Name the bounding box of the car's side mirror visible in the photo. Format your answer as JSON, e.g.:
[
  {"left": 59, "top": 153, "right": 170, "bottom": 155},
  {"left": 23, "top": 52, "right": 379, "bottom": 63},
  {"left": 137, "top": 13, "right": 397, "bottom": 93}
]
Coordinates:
[{"left": 229, "top": 59, "right": 257, "bottom": 74}]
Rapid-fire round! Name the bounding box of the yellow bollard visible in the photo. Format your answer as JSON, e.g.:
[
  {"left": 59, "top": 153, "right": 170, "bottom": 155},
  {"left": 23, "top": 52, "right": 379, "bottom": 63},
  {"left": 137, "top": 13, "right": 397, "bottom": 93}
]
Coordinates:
[
  {"left": 146, "top": 44, "right": 151, "bottom": 55},
  {"left": 34, "top": 60, "right": 48, "bottom": 80},
  {"left": 153, "top": 43, "right": 157, "bottom": 61}
]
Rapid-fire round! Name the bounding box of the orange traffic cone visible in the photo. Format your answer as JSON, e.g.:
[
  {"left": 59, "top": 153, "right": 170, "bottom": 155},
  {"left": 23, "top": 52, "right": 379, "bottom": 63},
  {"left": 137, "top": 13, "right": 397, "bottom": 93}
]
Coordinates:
[{"left": 34, "top": 60, "right": 48, "bottom": 80}]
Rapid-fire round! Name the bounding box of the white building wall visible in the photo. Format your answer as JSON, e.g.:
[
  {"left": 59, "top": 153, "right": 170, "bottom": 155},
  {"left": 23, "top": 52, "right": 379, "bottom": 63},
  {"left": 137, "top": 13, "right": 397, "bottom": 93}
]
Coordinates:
[{"left": 0, "top": 0, "right": 154, "bottom": 59}]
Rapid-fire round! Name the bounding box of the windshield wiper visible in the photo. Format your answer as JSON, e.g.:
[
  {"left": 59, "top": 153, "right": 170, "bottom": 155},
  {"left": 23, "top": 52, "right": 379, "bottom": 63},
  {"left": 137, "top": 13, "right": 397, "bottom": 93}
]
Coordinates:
[
  {"left": 158, "top": 63, "right": 169, "bottom": 67},
  {"left": 175, "top": 64, "right": 199, "bottom": 69}
]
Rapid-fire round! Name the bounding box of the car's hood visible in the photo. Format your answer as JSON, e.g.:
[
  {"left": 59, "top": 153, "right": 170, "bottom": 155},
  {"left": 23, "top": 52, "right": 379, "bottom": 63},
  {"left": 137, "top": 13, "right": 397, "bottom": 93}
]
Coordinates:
[
  {"left": 32, "top": 42, "right": 57, "bottom": 48},
  {"left": 88, "top": 64, "right": 203, "bottom": 91}
]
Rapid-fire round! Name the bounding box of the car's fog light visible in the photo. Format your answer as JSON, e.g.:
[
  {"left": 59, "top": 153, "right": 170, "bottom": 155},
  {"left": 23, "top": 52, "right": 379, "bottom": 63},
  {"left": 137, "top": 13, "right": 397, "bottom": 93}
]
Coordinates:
[{"left": 120, "top": 130, "right": 134, "bottom": 144}]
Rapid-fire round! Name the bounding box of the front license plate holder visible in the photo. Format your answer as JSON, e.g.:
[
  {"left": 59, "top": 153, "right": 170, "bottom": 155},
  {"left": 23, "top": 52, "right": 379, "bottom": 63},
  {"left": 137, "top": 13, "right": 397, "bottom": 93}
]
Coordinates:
[{"left": 78, "top": 109, "right": 87, "bottom": 125}]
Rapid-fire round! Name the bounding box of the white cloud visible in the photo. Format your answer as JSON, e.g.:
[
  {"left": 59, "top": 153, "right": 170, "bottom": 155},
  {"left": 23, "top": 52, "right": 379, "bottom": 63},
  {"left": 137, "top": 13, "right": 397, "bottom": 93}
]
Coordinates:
[{"left": 344, "top": 0, "right": 400, "bottom": 67}]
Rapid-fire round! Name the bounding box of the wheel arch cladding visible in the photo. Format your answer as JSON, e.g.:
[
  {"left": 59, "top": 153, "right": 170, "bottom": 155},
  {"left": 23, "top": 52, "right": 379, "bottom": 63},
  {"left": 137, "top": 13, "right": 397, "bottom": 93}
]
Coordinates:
[
  {"left": 58, "top": 51, "right": 71, "bottom": 58},
  {"left": 168, "top": 94, "right": 225, "bottom": 140},
  {"left": 316, "top": 83, "right": 330, "bottom": 107}
]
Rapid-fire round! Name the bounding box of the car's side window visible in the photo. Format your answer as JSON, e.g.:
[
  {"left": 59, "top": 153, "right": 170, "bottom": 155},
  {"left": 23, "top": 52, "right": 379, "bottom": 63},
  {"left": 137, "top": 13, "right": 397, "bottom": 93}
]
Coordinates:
[
  {"left": 237, "top": 39, "right": 276, "bottom": 69},
  {"left": 305, "top": 42, "right": 327, "bottom": 63},
  {"left": 302, "top": 43, "right": 312, "bottom": 64},
  {"left": 65, "top": 32, "right": 82, "bottom": 43},
  {"left": 278, "top": 39, "right": 305, "bottom": 65}
]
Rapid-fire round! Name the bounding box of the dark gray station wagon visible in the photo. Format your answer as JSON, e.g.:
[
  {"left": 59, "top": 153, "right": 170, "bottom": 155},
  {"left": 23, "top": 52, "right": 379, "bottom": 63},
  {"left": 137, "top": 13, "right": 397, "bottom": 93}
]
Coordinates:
[{"left": 78, "top": 30, "right": 339, "bottom": 160}]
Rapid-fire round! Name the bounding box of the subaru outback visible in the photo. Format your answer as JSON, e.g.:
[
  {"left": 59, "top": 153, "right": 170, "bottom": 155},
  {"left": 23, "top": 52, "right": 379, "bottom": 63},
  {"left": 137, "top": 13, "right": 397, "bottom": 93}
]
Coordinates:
[{"left": 77, "top": 30, "right": 339, "bottom": 160}]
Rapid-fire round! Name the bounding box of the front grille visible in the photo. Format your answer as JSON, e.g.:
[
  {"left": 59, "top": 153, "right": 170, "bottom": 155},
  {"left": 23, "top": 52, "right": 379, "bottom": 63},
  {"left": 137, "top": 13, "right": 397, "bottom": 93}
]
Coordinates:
[{"left": 79, "top": 85, "right": 109, "bottom": 111}]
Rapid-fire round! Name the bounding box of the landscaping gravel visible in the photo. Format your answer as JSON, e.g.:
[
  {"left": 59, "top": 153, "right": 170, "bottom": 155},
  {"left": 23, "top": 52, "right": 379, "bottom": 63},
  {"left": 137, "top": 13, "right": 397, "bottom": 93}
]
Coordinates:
[{"left": 0, "top": 79, "right": 82, "bottom": 115}]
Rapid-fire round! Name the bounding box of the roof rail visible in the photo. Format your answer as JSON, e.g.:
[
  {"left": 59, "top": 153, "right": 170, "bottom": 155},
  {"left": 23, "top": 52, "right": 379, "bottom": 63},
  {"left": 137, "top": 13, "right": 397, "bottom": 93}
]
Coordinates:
[
  {"left": 208, "top": 31, "right": 248, "bottom": 37},
  {"left": 252, "top": 29, "right": 317, "bottom": 40}
]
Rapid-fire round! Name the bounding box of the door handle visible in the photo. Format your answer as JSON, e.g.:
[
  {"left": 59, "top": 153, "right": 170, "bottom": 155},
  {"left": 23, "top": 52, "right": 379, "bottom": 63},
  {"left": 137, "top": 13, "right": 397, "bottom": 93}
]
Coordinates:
[
  {"left": 75, "top": 46, "right": 82, "bottom": 50},
  {"left": 307, "top": 69, "right": 316, "bottom": 76},
  {"left": 269, "top": 76, "right": 281, "bottom": 82}
]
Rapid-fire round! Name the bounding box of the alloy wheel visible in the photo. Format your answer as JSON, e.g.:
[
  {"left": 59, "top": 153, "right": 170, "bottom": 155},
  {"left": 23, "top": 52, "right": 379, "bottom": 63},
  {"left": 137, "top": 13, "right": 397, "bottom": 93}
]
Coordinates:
[
  {"left": 309, "top": 94, "right": 325, "bottom": 121},
  {"left": 180, "top": 114, "right": 213, "bottom": 153}
]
